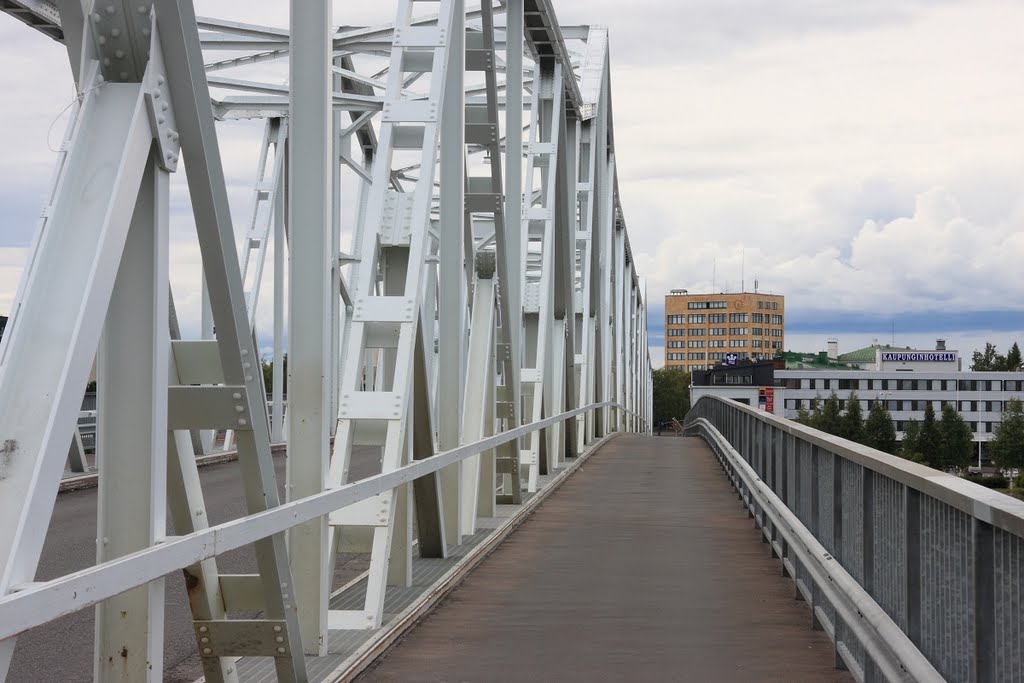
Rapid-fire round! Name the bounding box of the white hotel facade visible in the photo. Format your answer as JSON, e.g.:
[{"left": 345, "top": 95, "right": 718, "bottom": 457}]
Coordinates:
[{"left": 691, "top": 343, "right": 1024, "bottom": 451}]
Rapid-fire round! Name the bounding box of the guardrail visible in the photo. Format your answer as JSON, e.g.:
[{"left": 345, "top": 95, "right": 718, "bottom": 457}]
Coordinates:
[
  {"left": 1, "top": 401, "right": 639, "bottom": 644},
  {"left": 685, "top": 396, "right": 1024, "bottom": 683}
]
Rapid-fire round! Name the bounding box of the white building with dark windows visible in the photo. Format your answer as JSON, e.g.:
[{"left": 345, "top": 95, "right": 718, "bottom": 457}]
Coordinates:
[
  {"left": 778, "top": 370, "right": 1024, "bottom": 447},
  {"left": 690, "top": 340, "right": 1024, "bottom": 456}
]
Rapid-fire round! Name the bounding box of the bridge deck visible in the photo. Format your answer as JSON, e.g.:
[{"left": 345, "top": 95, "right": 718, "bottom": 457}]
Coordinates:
[{"left": 359, "top": 435, "right": 852, "bottom": 682}]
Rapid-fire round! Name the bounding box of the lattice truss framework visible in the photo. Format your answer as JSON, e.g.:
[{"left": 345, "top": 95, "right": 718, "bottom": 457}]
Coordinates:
[{"left": 0, "top": 1, "right": 652, "bottom": 680}]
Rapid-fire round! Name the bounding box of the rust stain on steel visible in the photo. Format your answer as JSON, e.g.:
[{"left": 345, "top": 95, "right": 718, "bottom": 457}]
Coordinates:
[{"left": 360, "top": 435, "right": 853, "bottom": 682}]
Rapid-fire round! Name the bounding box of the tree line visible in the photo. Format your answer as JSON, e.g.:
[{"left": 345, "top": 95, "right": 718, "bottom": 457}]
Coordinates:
[
  {"left": 796, "top": 391, "right": 1024, "bottom": 473},
  {"left": 653, "top": 367, "right": 690, "bottom": 426},
  {"left": 971, "top": 341, "right": 1023, "bottom": 371}
]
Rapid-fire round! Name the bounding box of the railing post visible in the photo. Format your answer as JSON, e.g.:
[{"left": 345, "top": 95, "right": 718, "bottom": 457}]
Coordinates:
[
  {"left": 973, "top": 519, "right": 995, "bottom": 683},
  {"left": 862, "top": 468, "right": 874, "bottom": 596},
  {"left": 905, "top": 487, "right": 922, "bottom": 645},
  {"left": 832, "top": 452, "right": 843, "bottom": 560}
]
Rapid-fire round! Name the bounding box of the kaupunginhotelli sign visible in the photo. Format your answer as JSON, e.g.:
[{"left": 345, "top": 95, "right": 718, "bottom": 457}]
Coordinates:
[{"left": 881, "top": 352, "right": 957, "bottom": 362}]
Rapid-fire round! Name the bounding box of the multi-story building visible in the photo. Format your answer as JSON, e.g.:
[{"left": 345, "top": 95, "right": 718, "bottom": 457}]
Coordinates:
[
  {"left": 664, "top": 290, "right": 784, "bottom": 372},
  {"left": 689, "top": 341, "right": 1022, "bottom": 457}
]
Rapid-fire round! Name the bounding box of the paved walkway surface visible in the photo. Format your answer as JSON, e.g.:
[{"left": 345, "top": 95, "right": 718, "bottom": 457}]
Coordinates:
[{"left": 360, "top": 435, "right": 852, "bottom": 682}]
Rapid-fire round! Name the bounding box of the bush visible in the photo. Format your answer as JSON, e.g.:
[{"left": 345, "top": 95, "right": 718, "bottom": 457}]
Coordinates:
[
  {"left": 1015, "top": 472, "right": 1024, "bottom": 489},
  {"left": 963, "top": 473, "right": 1010, "bottom": 489}
]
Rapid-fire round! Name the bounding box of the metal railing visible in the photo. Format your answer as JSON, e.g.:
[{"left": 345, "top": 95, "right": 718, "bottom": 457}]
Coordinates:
[
  {"left": 0, "top": 401, "right": 638, "bottom": 644},
  {"left": 685, "top": 396, "right": 1024, "bottom": 683}
]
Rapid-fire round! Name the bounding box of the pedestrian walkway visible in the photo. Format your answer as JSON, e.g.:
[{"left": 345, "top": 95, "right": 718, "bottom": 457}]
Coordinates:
[{"left": 359, "top": 435, "right": 853, "bottom": 682}]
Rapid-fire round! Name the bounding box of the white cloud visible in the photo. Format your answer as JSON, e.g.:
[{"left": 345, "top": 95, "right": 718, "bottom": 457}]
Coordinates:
[{"left": 2, "top": 2, "right": 1023, "bottom": 368}]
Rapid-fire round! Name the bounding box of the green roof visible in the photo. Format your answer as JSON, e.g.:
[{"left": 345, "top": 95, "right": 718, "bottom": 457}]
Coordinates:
[
  {"left": 837, "top": 344, "right": 909, "bottom": 363},
  {"left": 777, "top": 350, "right": 857, "bottom": 370}
]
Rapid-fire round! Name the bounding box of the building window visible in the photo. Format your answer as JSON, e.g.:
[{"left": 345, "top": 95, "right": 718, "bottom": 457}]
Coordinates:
[
  {"left": 752, "top": 327, "right": 763, "bottom": 336},
  {"left": 729, "top": 327, "right": 748, "bottom": 335},
  {"left": 752, "top": 340, "right": 763, "bottom": 348},
  {"left": 709, "top": 327, "right": 726, "bottom": 336},
  {"left": 771, "top": 342, "right": 781, "bottom": 349},
  {"left": 709, "top": 301, "right": 727, "bottom": 309},
  {"left": 667, "top": 329, "right": 684, "bottom": 337},
  {"left": 709, "top": 340, "right": 725, "bottom": 348},
  {"left": 729, "top": 313, "right": 748, "bottom": 323},
  {"left": 687, "top": 314, "right": 705, "bottom": 324},
  {"left": 752, "top": 313, "right": 763, "bottom": 323},
  {"left": 688, "top": 352, "right": 706, "bottom": 360},
  {"left": 687, "top": 340, "right": 705, "bottom": 348},
  {"left": 708, "top": 313, "right": 726, "bottom": 323},
  {"left": 728, "top": 340, "right": 747, "bottom": 348}
]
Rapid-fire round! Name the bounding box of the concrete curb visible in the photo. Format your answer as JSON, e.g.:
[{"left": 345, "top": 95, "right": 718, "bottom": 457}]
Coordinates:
[{"left": 58, "top": 443, "right": 287, "bottom": 493}]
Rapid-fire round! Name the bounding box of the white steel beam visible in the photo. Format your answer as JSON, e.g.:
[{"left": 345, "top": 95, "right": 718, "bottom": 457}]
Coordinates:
[
  {"left": 94, "top": 150, "right": 169, "bottom": 683},
  {"left": 437, "top": 0, "right": 466, "bottom": 546},
  {"left": 285, "top": 0, "right": 333, "bottom": 655}
]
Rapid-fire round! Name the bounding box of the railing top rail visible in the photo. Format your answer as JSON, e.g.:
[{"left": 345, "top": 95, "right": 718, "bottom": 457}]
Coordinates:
[
  {"left": 686, "top": 395, "right": 1024, "bottom": 538},
  {"left": 0, "top": 401, "right": 631, "bottom": 642}
]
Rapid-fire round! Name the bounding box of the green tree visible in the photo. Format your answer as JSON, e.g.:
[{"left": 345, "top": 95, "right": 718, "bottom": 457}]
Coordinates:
[
  {"left": 1005, "top": 342, "right": 1023, "bottom": 371},
  {"left": 818, "top": 391, "right": 842, "bottom": 436},
  {"left": 653, "top": 367, "right": 690, "bottom": 426},
  {"left": 937, "top": 404, "right": 973, "bottom": 471},
  {"left": 918, "top": 402, "right": 940, "bottom": 464},
  {"left": 971, "top": 342, "right": 1007, "bottom": 371},
  {"left": 991, "top": 398, "right": 1024, "bottom": 471},
  {"left": 807, "top": 394, "right": 824, "bottom": 429},
  {"left": 901, "top": 419, "right": 925, "bottom": 463},
  {"left": 864, "top": 400, "right": 897, "bottom": 454},
  {"left": 262, "top": 354, "right": 287, "bottom": 394},
  {"left": 842, "top": 391, "right": 864, "bottom": 442}
]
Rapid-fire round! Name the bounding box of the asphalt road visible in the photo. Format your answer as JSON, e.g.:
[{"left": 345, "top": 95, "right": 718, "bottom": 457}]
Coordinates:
[{"left": 9, "top": 447, "right": 380, "bottom": 683}]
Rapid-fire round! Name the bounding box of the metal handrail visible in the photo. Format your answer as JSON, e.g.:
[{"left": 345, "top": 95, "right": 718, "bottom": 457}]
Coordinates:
[
  {"left": 685, "top": 395, "right": 1024, "bottom": 682},
  {"left": 690, "top": 417, "right": 942, "bottom": 682},
  {"left": 0, "top": 401, "right": 632, "bottom": 640}
]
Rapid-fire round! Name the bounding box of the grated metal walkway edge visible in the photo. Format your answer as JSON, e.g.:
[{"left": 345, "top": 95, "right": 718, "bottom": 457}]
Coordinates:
[{"left": 221, "top": 432, "right": 619, "bottom": 683}]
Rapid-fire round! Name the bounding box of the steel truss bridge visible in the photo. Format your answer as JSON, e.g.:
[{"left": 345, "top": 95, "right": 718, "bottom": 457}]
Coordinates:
[{"left": 0, "top": 1, "right": 652, "bottom": 681}]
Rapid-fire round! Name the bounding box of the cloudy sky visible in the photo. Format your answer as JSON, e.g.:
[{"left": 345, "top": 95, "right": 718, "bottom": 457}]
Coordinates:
[{"left": 1, "top": 1, "right": 1023, "bottom": 368}]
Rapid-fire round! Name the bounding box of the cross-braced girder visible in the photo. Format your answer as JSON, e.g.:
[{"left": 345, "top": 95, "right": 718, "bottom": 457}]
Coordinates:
[{"left": 0, "top": 1, "right": 651, "bottom": 679}]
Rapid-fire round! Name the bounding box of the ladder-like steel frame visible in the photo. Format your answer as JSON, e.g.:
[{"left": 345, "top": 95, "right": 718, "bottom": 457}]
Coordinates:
[{"left": 0, "top": 2, "right": 653, "bottom": 680}]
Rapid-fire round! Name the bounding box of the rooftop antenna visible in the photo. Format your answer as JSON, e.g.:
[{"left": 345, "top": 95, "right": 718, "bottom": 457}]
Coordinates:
[
  {"left": 754, "top": 277, "right": 759, "bottom": 293},
  {"left": 741, "top": 248, "right": 745, "bottom": 293}
]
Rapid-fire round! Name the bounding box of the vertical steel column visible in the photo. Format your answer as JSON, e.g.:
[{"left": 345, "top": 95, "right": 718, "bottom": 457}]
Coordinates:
[
  {"left": 271, "top": 166, "right": 286, "bottom": 442},
  {"left": 94, "top": 153, "right": 169, "bottom": 683},
  {"left": 438, "top": 0, "right": 466, "bottom": 545},
  {"left": 504, "top": 0, "right": 523, "bottom": 381},
  {"left": 286, "top": 0, "right": 332, "bottom": 654}
]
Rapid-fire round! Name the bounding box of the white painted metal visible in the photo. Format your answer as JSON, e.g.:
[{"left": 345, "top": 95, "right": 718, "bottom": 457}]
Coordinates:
[
  {"left": 286, "top": 0, "right": 333, "bottom": 656},
  {"left": 0, "top": 2, "right": 652, "bottom": 679}
]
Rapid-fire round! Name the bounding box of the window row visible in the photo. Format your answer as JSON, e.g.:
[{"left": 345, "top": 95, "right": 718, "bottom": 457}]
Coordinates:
[
  {"left": 729, "top": 327, "right": 747, "bottom": 335},
  {"left": 788, "top": 377, "right": 1021, "bottom": 392},
  {"left": 729, "top": 313, "right": 747, "bottom": 323},
  {"left": 757, "top": 301, "right": 780, "bottom": 310},
  {"left": 688, "top": 301, "right": 728, "bottom": 309}
]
